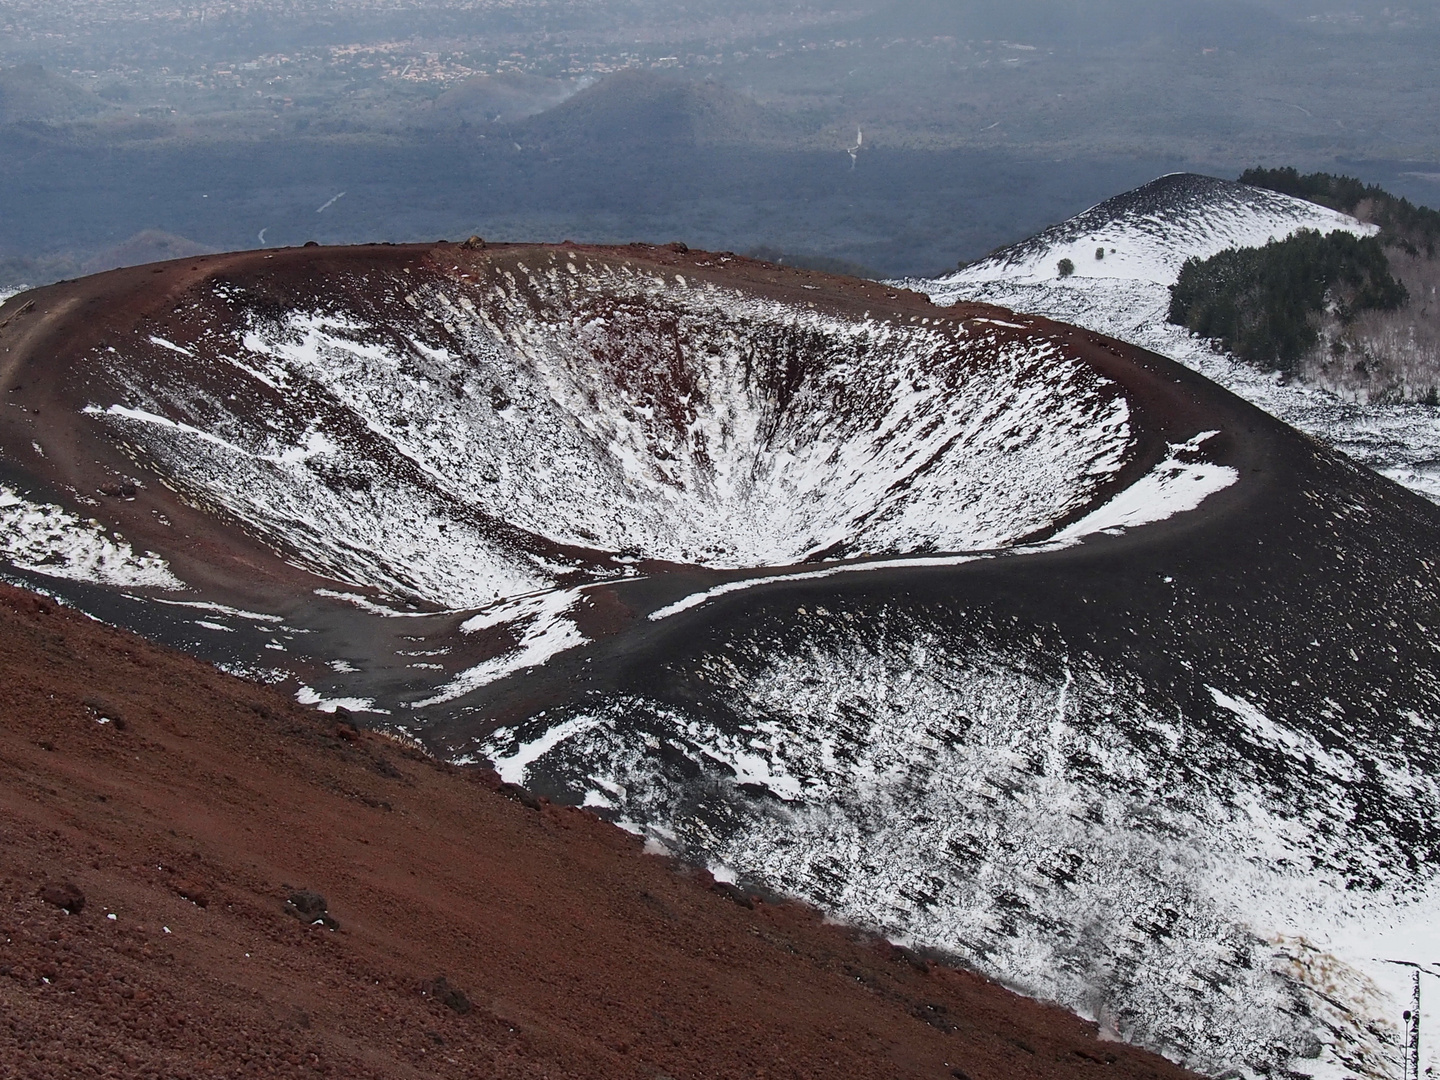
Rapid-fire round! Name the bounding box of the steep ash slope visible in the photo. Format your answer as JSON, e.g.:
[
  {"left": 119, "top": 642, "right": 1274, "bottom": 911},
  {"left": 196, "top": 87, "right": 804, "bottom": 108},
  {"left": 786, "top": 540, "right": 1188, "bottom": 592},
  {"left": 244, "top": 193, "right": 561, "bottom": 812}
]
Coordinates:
[
  {"left": 2, "top": 241, "right": 1439, "bottom": 1079},
  {"left": 910, "top": 172, "right": 1440, "bottom": 501}
]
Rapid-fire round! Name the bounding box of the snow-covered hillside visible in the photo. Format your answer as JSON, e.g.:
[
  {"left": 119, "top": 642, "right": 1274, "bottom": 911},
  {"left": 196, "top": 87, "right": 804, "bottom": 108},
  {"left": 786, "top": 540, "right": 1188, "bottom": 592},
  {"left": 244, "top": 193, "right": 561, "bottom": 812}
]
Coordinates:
[
  {"left": 948, "top": 172, "right": 1375, "bottom": 287},
  {"left": 906, "top": 173, "right": 1440, "bottom": 502},
  {"left": 488, "top": 612, "right": 1440, "bottom": 1080}
]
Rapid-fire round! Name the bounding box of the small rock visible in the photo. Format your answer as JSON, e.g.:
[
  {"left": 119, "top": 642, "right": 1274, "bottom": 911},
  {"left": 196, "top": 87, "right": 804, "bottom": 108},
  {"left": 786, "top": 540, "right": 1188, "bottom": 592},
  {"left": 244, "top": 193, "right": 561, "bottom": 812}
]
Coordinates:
[
  {"left": 38, "top": 882, "right": 85, "bottom": 914},
  {"left": 891, "top": 944, "right": 930, "bottom": 972},
  {"left": 712, "top": 881, "right": 754, "bottom": 909},
  {"left": 83, "top": 697, "right": 126, "bottom": 729},
  {"left": 284, "top": 889, "right": 339, "bottom": 928},
  {"left": 913, "top": 1002, "right": 956, "bottom": 1032},
  {"left": 424, "top": 975, "right": 472, "bottom": 1014},
  {"left": 465, "top": 767, "right": 503, "bottom": 790},
  {"left": 287, "top": 889, "right": 326, "bottom": 917},
  {"left": 497, "top": 782, "right": 541, "bottom": 811},
  {"left": 175, "top": 881, "right": 208, "bottom": 908},
  {"left": 367, "top": 756, "right": 402, "bottom": 781}
]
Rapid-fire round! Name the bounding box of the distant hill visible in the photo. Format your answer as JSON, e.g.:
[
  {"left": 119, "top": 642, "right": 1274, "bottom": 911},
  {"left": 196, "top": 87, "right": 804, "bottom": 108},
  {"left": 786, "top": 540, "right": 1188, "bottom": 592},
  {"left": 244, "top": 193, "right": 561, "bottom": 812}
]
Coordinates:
[
  {"left": 931, "top": 172, "right": 1373, "bottom": 287},
  {"left": 512, "top": 69, "right": 803, "bottom": 151},
  {"left": 429, "top": 72, "right": 580, "bottom": 126},
  {"left": 81, "top": 230, "right": 216, "bottom": 275},
  {"left": 0, "top": 64, "right": 107, "bottom": 125},
  {"left": 906, "top": 172, "right": 1440, "bottom": 498}
]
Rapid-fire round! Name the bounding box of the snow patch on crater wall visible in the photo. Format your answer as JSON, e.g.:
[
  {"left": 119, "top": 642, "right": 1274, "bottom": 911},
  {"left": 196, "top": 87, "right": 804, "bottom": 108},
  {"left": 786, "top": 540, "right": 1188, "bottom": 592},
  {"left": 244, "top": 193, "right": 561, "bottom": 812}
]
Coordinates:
[{"left": 0, "top": 484, "right": 184, "bottom": 590}]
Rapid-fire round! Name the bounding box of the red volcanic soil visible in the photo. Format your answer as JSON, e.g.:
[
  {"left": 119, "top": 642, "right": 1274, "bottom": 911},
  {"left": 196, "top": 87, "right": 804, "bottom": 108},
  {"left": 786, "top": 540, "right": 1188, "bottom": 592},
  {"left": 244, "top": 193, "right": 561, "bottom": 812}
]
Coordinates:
[{"left": 0, "top": 580, "right": 1194, "bottom": 1080}]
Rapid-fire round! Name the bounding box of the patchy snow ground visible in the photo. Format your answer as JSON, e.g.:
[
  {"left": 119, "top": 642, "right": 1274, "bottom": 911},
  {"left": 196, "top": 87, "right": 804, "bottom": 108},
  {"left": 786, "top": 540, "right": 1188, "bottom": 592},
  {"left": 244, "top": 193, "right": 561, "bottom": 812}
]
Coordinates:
[
  {"left": 478, "top": 613, "right": 1440, "bottom": 1080},
  {"left": 0, "top": 484, "right": 183, "bottom": 589},
  {"left": 647, "top": 553, "right": 991, "bottom": 622},
  {"left": 905, "top": 173, "right": 1440, "bottom": 503},
  {"left": 294, "top": 685, "right": 390, "bottom": 715},
  {"left": 415, "top": 585, "right": 592, "bottom": 705}
]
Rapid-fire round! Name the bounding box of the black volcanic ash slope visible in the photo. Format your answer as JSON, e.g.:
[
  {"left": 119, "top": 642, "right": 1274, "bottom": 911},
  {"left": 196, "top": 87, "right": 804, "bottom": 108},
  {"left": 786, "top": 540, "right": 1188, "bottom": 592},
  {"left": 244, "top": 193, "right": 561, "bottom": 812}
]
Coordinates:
[{"left": 1, "top": 242, "right": 1438, "bottom": 1079}]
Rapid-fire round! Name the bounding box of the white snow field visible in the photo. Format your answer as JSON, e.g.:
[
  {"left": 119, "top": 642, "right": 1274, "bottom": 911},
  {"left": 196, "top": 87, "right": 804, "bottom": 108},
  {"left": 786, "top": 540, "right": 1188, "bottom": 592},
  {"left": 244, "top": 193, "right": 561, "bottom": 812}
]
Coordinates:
[
  {"left": 905, "top": 172, "right": 1440, "bottom": 503},
  {"left": 1050, "top": 430, "right": 1237, "bottom": 541},
  {"left": 94, "top": 253, "right": 1134, "bottom": 609}
]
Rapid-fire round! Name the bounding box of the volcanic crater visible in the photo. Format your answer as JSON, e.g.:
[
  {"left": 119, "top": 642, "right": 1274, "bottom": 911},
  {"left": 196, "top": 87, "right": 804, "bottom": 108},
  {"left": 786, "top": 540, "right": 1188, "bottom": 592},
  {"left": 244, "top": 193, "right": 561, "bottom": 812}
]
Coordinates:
[
  {"left": 0, "top": 239, "right": 1192, "bottom": 712},
  {"left": 78, "top": 243, "right": 1136, "bottom": 585}
]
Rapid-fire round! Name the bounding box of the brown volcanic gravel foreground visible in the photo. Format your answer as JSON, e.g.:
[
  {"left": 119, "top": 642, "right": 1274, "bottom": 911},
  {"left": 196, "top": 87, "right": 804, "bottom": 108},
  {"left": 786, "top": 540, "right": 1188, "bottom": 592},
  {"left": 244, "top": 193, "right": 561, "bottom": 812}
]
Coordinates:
[{"left": 0, "top": 583, "right": 1196, "bottom": 1080}]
